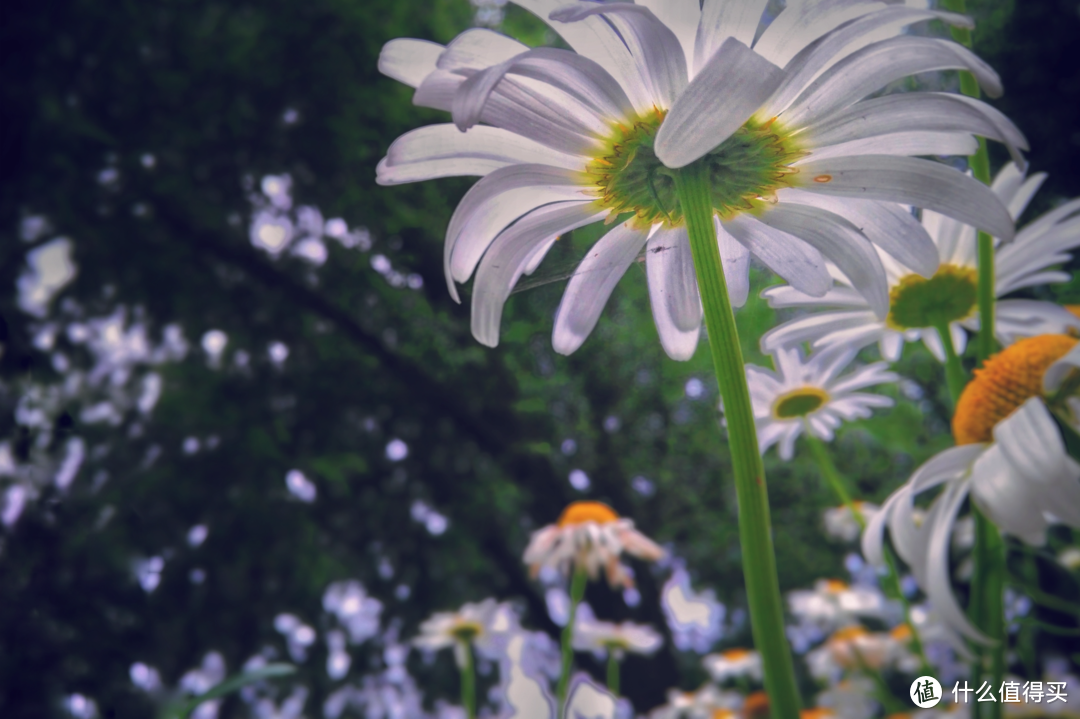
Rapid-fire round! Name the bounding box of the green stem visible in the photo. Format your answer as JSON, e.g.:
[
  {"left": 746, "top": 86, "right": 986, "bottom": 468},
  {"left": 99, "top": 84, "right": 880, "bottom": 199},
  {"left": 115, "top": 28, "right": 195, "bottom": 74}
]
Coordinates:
[
  {"left": 801, "top": 428, "right": 933, "bottom": 674},
  {"left": 557, "top": 568, "right": 588, "bottom": 711},
  {"left": 606, "top": 652, "right": 620, "bottom": 696},
  {"left": 459, "top": 640, "right": 476, "bottom": 719},
  {"left": 934, "top": 320, "right": 967, "bottom": 406},
  {"left": 674, "top": 163, "right": 801, "bottom": 719},
  {"left": 941, "top": 9, "right": 1005, "bottom": 719}
]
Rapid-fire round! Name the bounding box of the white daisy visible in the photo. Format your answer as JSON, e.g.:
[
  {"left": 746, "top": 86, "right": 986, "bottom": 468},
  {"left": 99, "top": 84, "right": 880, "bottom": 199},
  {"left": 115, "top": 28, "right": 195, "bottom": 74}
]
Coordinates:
[
  {"left": 413, "top": 598, "right": 518, "bottom": 667},
  {"left": 823, "top": 502, "right": 881, "bottom": 543},
  {"left": 647, "top": 685, "right": 744, "bottom": 719},
  {"left": 788, "top": 579, "right": 898, "bottom": 634},
  {"left": 762, "top": 162, "right": 1080, "bottom": 362},
  {"left": 523, "top": 501, "right": 664, "bottom": 589},
  {"left": 863, "top": 335, "right": 1080, "bottom": 641},
  {"left": 377, "top": 1, "right": 1020, "bottom": 360},
  {"left": 703, "top": 648, "right": 763, "bottom": 683},
  {"left": 571, "top": 604, "right": 663, "bottom": 659},
  {"left": 741, "top": 346, "right": 897, "bottom": 461},
  {"left": 805, "top": 625, "right": 919, "bottom": 681}
]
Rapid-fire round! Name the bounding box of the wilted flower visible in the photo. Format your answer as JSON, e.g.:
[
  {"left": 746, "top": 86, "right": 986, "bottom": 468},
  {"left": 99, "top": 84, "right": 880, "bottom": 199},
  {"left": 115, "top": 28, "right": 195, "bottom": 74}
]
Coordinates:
[
  {"left": 742, "top": 346, "right": 897, "bottom": 460},
  {"left": 378, "top": 0, "right": 1018, "bottom": 359},
  {"left": 864, "top": 335, "right": 1080, "bottom": 641},
  {"left": 764, "top": 162, "right": 1080, "bottom": 361},
  {"left": 523, "top": 501, "right": 664, "bottom": 589}
]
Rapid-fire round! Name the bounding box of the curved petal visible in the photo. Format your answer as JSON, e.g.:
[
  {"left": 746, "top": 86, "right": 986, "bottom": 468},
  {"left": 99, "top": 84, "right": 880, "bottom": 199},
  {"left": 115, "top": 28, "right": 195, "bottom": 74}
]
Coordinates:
[
  {"left": 564, "top": 673, "right": 624, "bottom": 719},
  {"left": 647, "top": 229, "right": 701, "bottom": 360},
  {"left": 926, "top": 481, "right": 990, "bottom": 642},
  {"left": 762, "top": 284, "right": 869, "bottom": 309},
  {"left": 378, "top": 38, "right": 444, "bottom": 88},
  {"left": 995, "top": 300, "right": 1080, "bottom": 349},
  {"left": 782, "top": 37, "right": 1003, "bottom": 131},
  {"left": 970, "top": 443, "right": 1049, "bottom": 546},
  {"left": 717, "top": 218, "right": 751, "bottom": 307},
  {"left": 655, "top": 38, "right": 785, "bottom": 169},
  {"left": 471, "top": 203, "right": 607, "bottom": 347},
  {"left": 753, "top": 0, "right": 886, "bottom": 68},
  {"left": 647, "top": 227, "right": 702, "bottom": 333},
  {"left": 550, "top": 3, "right": 688, "bottom": 109},
  {"left": 797, "top": 155, "right": 1015, "bottom": 242},
  {"left": 802, "top": 93, "right": 1027, "bottom": 166},
  {"left": 803, "top": 132, "right": 979, "bottom": 163},
  {"left": 437, "top": 27, "right": 528, "bottom": 72},
  {"left": 777, "top": 189, "right": 937, "bottom": 277},
  {"left": 552, "top": 224, "right": 650, "bottom": 355},
  {"left": 756, "top": 203, "right": 889, "bottom": 317},
  {"left": 993, "top": 398, "right": 1080, "bottom": 528},
  {"left": 379, "top": 124, "right": 584, "bottom": 186},
  {"left": 694, "top": 0, "right": 767, "bottom": 72},
  {"left": 761, "top": 7, "right": 972, "bottom": 115},
  {"left": 721, "top": 214, "right": 832, "bottom": 297},
  {"left": 637, "top": 0, "right": 701, "bottom": 72},
  {"left": 451, "top": 47, "right": 635, "bottom": 132},
  {"left": 445, "top": 164, "right": 586, "bottom": 300}
]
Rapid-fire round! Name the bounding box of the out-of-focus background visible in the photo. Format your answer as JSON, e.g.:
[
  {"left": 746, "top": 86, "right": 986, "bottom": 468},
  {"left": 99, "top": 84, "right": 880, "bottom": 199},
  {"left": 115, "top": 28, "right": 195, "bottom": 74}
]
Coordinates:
[{"left": 2, "top": 0, "right": 1079, "bottom": 716}]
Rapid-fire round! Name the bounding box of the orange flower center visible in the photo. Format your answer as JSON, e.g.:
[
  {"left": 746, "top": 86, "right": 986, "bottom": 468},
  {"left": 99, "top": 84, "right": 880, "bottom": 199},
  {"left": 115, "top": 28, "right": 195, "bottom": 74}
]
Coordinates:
[
  {"left": 890, "top": 624, "right": 912, "bottom": 641},
  {"left": 953, "top": 335, "right": 1078, "bottom": 444},
  {"left": 822, "top": 579, "right": 848, "bottom": 593},
  {"left": 830, "top": 626, "right": 868, "bottom": 642},
  {"left": 722, "top": 648, "right": 752, "bottom": 661},
  {"left": 801, "top": 709, "right": 836, "bottom": 719},
  {"left": 557, "top": 501, "right": 620, "bottom": 527},
  {"left": 714, "top": 711, "right": 736, "bottom": 719},
  {"left": 743, "top": 691, "right": 770, "bottom": 719}
]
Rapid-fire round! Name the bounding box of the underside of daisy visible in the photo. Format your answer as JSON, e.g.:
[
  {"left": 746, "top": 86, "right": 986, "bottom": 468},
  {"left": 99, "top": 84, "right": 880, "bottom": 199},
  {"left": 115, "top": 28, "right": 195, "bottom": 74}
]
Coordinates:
[
  {"left": 886, "top": 263, "right": 978, "bottom": 330},
  {"left": 953, "top": 334, "right": 1078, "bottom": 444},
  {"left": 772, "top": 386, "right": 830, "bottom": 419}
]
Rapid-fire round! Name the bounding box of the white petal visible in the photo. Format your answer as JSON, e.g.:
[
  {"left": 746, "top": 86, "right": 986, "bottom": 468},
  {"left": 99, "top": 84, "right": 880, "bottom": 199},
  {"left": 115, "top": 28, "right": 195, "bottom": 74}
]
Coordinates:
[
  {"left": 552, "top": 224, "right": 650, "bottom": 355},
  {"left": 722, "top": 214, "right": 832, "bottom": 297},
  {"left": 762, "top": 283, "right": 869, "bottom": 309},
  {"left": 926, "top": 481, "right": 990, "bottom": 642},
  {"left": 993, "top": 398, "right": 1080, "bottom": 528},
  {"left": 717, "top": 219, "right": 751, "bottom": 308},
  {"left": 994, "top": 301, "right": 1080, "bottom": 349},
  {"left": 549, "top": 2, "right": 688, "bottom": 110},
  {"left": 798, "top": 155, "right": 1015, "bottom": 242},
  {"left": 1021, "top": 196, "right": 1080, "bottom": 240},
  {"left": 445, "top": 164, "right": 587, "bottom": 300},
  {"left": 655, "top": 38, "right": 785, "bottom": 169},
  {"left": 782, "top": 37, "right": 1003, "bottom": 131},
  {"left": 648, "top": 227, "right": 702, "bottom": 333},
  {"left": 564, "top": 674, "right": 622, "bottom": 719},
  {"left": 880, "top": 331, "right": 904, "bottom": 362},
  {"left": 378, "top": 38, "right": 444, "bottom": 88},
  {"left": 753, "top": 0, "right": 885, "bottom": 69},
  {"left": 437, "top": 27, "right": 528, "bottom": 72},
  {"left": 760, "top": 7, "right": 972, "bottom": 116},
  {"left": 802, "top": 93, "right": 1027, "bottom": 166},
  {"left": 637, "top": 0, "right": 701, "bottom": 72},
  {"left": 694, "top": 0, "right": 767, "bottom": 72},
  {"left": 970, "top": 442, "right": 1049, "bottom": 546},
  {"left": 777, "top": 189, "right": 938, "bottom": 277},
  {"left": 756, "top": 203, "right": 889, "bottom": 317},
  {"left": 827, "top": 361, "right": 898, "bottom": 395},
  {"left": 804, "top": 132, "right": 979, "bottom": 163},
  {"left": 1046, "top": 340, "right": 1080, "bottom": 394},
  {"left": 1002, "top": 171, "right": 1047, "bottom": 221},
  {"left": 451, "top": 48, "right": 635, "bottom": 132},
  {"left": 647, "top": 229, "right": 701, "bottom": 361},
  {"left": 471, "top": 202, "right": 607, "bottom": 347}
]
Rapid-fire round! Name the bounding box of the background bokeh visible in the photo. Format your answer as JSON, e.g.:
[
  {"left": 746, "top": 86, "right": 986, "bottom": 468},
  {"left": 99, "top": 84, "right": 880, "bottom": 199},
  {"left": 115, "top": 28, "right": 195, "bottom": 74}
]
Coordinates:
[{"left": 2, "top": 0, "right": 1079, "bottom": 716}]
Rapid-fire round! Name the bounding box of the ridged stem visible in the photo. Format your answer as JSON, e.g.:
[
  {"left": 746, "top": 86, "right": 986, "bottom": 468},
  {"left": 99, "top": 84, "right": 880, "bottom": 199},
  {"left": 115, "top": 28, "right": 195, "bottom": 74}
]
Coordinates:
[
  {"left": 557, "top": 568, "right": 587, "bottom": 711},
  {"left": 941, "top": 5, "right": 1007, "bottom": 716},
  {"left": 675, "top": 162, "right": 801, "bottom": 719}
]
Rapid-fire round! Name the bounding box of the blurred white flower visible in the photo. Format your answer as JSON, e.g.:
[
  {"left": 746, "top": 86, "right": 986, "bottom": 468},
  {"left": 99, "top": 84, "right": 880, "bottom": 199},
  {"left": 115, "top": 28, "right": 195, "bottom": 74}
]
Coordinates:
[
  {"left": 523, "top": 501, "right": 664, "bottom": 589},
  {"left": 816, "top": 678, "right": 878, "bottom": 719},
  {"left": 806, "top": 625, "right": 919, "bottom": 682},
  {"left": 250, "top": 210, "right": 295, "bottom": 256},
  {"left": 64, "top": 693, "right": 97, "bottom": 719},
  {"left": 823, "top": 502, "right": 880, "bottom": 543},
  {"left": 129, "top": 662, "right": 162, "bottom": 692},
  {"left": 327, "top": 630, "right": 351, "bottom": 680},
  {"left": 285, "top": 469, "right": 316, "bottom": 503},
  {"left": 647, "top": 684, "right": 743, "bottom": 719},
  {"left": 788, "top": 579, "right": 896, "bottom": 633},
  {"left": 19, "top": 237, "right": 77, "bottom": 317},
  {"left": 413, "top": 598, "right": 519, "bottom": 667},
  {"left": 322, "top": 580, "right": 383, "bottom": 644},
  {"left": 261, "top": 175, "right": 292, "bottom": 210},
  {"left": 571, "top": 604, "right": 662, "bottom": 659},
  {"left": 135, "top": 556, "right": 165, "bottom": 592},
  {"left": 661, "top": 565, "right": 725, "bottom": 653},
  {"left": 274, "top": 613, "right": 317, "bottom": 661},
  {"left": 1058, "top": 547, "right": 1080, "bottom": 571},
  {"left": 704, "top": 648, "right": 762, "bottom": 683},
  {"left": 741, "top": 346, "right": 896, "bottom": 461}
]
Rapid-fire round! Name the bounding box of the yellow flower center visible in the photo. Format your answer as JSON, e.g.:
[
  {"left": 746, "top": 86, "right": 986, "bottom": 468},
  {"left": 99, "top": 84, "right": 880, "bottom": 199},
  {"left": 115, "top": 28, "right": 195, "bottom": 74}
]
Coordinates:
[
  {"left": 772, "top": 386, "right": 830, "bottom": 418},
  {"left": 587, "top": 113, "right": 805, "bottom": 230},
  {"left": 721, "top": 647, "right": 752, "bottom": 661},
  {"left": 743, "top": 692, "right": 770, "bottom": 718},
  {"left": 801, "top": 709, "right": 836, "bottom": 719},
  {"left": 713, "top": 710, "right": 736, "bottom": 719},
  {"left": 953, "top": 334, "right": 1078, "bottom": 444},
  {"left": 886, "top": 264, "right": 978, "bottom": 330},
  {"left": 823, "top": 579, "right": 849, "bottom": 593},
  {"left": 558, "top": 500, "right": 620, "bottom": 527},
  {"left": 450, "top": 621, "right": 483, "bottom": 642},
  {"left": 890, "top": 624, "right": 912, "bottom": 642},
  {"left": 830, "top": 626, "right": 868, "bottom": 643}
]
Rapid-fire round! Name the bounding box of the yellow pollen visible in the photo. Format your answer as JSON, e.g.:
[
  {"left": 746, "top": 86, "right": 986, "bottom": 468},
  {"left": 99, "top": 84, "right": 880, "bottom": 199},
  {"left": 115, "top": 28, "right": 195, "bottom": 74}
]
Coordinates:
[
  {"left": 557, "top": 501, "right": 620, "bottom": 527},
  {"left": 953, "top": 334, "right": 1078, "bottom": 444},
  {"left": 813, "top": 174, "right": 833, "bottom": 183},
  {"left": 823, "top": 579, "right": 848, "bottom": 593}
]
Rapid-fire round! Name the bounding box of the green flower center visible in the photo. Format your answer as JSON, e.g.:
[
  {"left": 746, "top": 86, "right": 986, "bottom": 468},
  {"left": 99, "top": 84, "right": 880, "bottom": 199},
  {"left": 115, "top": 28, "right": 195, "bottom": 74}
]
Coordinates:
[
  {"left": 773, "top": 387, "right": 830, "bottom": 419},
  {"left": 588, "top": 113, "right": 805, "bottom": 229},
  {"left": 886, "top": 264, "right": 978, "bottom": 330},
  {"left": 450, "top": 622, "right": 483, "bottom": 642}
]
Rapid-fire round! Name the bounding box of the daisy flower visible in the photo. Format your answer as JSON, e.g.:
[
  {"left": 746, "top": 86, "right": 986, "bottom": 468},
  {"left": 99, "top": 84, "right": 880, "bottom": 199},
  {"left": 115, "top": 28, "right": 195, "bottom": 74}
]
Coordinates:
[
  {"left": 523, "top": 501, "right": 664, "bottom": 588},
  {"left": 823, "top": 502, "right": 881, "bottom": 543},
  {"left": 762, "top": 162, "right": 1080, "bottom": 362},
  {"left": 413, "top": 598, "right": 518, "bottom": 667},
  {"left": 806, "top": 625, "right": 918, "bottom": 681},
  {"left": 647, "top": 684, "right": 744, "bottom": 719},
  {"left": 863, "top": 334, "right": 1080, "bottom": 640},
  {"left": 788, "top": 579, "right": 897, "bottom": 634},
  {"left": 741, "top": 346, "right": 898, "bottom": 460},
  {"left": 704, "top": 648, "right": 763, "bottom": 683},
  {"left": 571, "top": 604, "right": 663, "bottom": 659},
  {"left": 378, "top": 0, "right": 1019, "bottom": 360}
]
